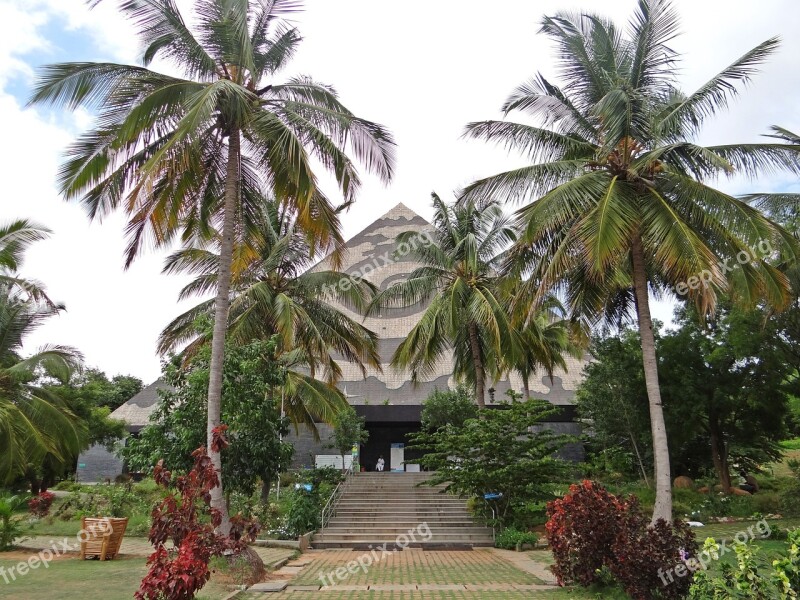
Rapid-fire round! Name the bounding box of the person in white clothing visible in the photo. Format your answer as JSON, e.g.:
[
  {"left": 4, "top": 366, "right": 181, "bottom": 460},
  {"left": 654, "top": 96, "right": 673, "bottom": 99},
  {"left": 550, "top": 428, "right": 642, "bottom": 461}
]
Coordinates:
[{"left": 376, "top": 456, "right": 385, "bottom": 472}]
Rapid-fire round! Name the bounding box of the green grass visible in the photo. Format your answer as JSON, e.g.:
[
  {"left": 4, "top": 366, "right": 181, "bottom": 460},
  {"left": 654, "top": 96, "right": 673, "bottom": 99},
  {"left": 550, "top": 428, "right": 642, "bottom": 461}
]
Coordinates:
[
  {"left": 0, "top": 554, "right": 236, "bottom": 599},
  {"left": 780, "top": 438, "right": 800, "bottom": 451},
  {"left": 20, "top": 518, "right": 82, "bottom": 538},
  {"left": 697, "top": 517, "right": 800, "bottom": 541}
]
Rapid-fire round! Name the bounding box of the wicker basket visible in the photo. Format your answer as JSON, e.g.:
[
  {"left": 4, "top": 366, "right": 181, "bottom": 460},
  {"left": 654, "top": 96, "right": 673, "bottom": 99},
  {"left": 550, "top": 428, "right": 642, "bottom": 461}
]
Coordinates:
[{"left": 80, "top": 517, "right": 129, "bottom": 560}]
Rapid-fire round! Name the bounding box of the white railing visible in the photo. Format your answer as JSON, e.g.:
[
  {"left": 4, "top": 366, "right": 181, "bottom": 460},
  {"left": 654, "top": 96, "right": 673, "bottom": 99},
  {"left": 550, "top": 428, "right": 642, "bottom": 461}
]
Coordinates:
[{"left": 319, "top": 464, "right": 355, "bottom": 540}]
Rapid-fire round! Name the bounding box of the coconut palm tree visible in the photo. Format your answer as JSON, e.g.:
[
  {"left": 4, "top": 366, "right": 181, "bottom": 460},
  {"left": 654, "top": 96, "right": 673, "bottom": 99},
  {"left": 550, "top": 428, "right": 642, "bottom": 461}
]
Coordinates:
[
  {"left": 461, "top": 0, "right": 800, "bottom": 522},
  {"left": 745, "top": 126, "right": 800, "bottom": 219},
  {"left": 157, "top": 200, "right": 380, "bottom": 430},
  {"left": 29, "top": 0, "right": 395, "bottom": 525},
  {"left": 0, "top": 223, "right": 84, "bottom": 484},
  {"left": 505, "top": 293, "right": 585, "bottom": 400},
  {"left": 0, "top": 220, "right": 54, "bottom": 305},
  {"left": 369, "top": 194, "right": 516, "bottom": 408}
]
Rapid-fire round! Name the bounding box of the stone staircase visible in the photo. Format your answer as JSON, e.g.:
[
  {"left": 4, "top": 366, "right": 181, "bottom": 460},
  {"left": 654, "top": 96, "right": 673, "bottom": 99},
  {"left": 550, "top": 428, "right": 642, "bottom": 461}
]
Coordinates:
[{"left": 313, "top": 472, "right": 494, "bottom": 549}]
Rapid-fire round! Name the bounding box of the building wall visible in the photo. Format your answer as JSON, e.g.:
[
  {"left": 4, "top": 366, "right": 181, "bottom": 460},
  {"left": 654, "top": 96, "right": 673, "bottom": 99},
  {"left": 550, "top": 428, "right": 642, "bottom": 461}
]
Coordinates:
[{"left": 76, "top": 443, "right": 124, "bottom": 483}]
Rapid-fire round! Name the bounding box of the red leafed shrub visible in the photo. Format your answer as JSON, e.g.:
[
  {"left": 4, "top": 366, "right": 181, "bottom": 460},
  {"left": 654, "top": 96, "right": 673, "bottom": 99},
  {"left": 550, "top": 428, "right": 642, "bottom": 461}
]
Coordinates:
[
  {"left": 546, "top": 480, "right": 627, "bottom": 586},
  {"left": 609, "top": 503, "right": 698, "bottom": 600},
  {"left": 28, "top": 491, "right": 56, "bottom": 517},
  {"left": 545, "top": 480, "right": 697, "bottom": 600},
  {"left": 135, "top": 426, "right": 261, "bottom": 600}
]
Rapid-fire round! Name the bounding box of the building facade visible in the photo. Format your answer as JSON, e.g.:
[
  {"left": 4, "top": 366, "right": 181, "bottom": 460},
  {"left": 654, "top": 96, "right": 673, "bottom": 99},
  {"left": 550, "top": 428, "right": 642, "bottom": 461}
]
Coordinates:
[
  {"left": 79, "top": 203, "right": 585, "bottom": 481},
  {"left": 285, "top": 203, "right": 585, "bottom": 471}
]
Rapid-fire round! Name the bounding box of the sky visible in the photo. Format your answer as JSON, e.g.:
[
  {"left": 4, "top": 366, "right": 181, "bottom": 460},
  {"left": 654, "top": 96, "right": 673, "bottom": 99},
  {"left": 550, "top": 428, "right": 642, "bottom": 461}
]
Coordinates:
[{"left": 2, "top": 0, "right": 799, "bottom": 383}]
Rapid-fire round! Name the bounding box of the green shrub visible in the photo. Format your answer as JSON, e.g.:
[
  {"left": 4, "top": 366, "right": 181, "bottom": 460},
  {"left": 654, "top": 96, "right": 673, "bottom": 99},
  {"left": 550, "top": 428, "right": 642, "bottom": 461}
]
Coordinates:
[
  {"left": 52, "top": 480, "right": 81, "bottom": 492},
  {"left": 780, "top": 438, "right": 800, "bottom": 451},
  {"left": 494, "top": 527, "right": 538, "bottom": 550},
  {"left": 780, "top": 460, "right": 800, "bottom": 517},
  {"left": 285, "top": 489, "right": 319, "bottom": 537},
  {"left": 0, "top": 494, "right": 26, "bottom": 551},
  {"left": 689, "top": 530, "right": 800, "bottom": 598},
  {"left": 750, "top": 492, "right": 782, "bottom": 515}
]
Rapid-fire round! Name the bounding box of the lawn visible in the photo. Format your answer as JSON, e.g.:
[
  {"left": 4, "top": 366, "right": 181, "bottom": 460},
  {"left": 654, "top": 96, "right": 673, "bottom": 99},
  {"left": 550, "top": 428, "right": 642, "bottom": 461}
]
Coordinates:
[{"left": 0, "top": 553, "right": 235, "bottom": 599}]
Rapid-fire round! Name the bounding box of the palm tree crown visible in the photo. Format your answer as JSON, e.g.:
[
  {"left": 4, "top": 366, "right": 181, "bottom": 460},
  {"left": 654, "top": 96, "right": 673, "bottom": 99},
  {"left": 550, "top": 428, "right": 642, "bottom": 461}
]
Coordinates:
[
  {"left": 370, "top": 194, "right": 517, "bottom": 408},
  {"left": 462, "top": 0, "right": 800, "bottom": 522},
  {"left": 157, "top": 200, "right": 380, "bottom": 429},
  {"left": 0, "top": 221, "right": 84, "bottom": 483}
]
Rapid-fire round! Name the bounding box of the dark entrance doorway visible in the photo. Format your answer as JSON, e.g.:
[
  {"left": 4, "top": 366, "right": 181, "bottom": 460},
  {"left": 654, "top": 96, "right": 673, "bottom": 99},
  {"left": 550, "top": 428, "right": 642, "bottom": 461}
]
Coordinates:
[{"left": 354, "top": 405, "right": 424, "bottom": 472}]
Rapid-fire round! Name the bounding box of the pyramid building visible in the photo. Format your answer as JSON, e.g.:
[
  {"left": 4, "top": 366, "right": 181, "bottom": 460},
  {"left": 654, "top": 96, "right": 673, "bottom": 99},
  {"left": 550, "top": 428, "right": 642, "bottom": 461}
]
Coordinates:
[
  {"left": 285, "top": 203, "right": 586, "bottom": 471},
  {"left": 78, "top": 203, "right": 586, "bottom": 481}
]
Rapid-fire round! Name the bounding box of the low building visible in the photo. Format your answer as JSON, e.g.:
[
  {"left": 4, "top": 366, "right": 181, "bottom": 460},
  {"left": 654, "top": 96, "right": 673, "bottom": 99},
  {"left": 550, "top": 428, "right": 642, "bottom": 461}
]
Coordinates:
[{"left": 76, "top": 379, "right": 172, "bottom": 483}]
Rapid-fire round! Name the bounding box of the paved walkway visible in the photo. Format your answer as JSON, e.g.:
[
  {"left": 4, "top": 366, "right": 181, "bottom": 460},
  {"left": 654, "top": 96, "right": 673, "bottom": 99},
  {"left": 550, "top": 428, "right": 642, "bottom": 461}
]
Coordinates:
[{"left": 244, "top": 547, "right": 558, "bottom": 595}]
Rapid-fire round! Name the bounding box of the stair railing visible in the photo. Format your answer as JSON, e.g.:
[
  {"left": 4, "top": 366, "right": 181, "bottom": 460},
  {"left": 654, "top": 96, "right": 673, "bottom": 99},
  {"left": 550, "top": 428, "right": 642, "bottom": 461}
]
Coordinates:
[{"left": 319, "top": 463, "right": 355, "bottom": 540}]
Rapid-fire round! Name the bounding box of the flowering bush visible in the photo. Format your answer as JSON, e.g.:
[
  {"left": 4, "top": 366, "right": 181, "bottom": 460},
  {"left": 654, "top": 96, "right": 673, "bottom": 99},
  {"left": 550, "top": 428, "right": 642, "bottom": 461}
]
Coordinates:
[
  {"left": 546, "top": 480, "right": 697, "bottom": 599},
  {"left": 28, "top": 491, "right": 55, "bottom": 518},
  {"left": 610, "top": 497, "right": 697, "bottom": 600},
  {"left": 135, "top": 426, "right": 261, "bottom": 600},
  {"left": 546, "top": 480, "right": 626, "bottom": 586}
]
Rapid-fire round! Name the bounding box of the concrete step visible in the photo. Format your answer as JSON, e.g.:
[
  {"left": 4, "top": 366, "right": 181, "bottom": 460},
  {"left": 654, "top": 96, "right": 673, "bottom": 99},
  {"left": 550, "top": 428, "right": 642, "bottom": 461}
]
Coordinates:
[
  {"left": 319, "top": 527, "right": 492, "bottom": 535},
  {"left": 339, "top": 491, "right": 457, "bottom": 496},
  {"left": 313, "top": 540, "right": 493, "bottom": 549},
  {"left": 311, "top": 532, "right": 493, "bottom": 547},
  {"left": 314, "top": 472, "right": 489, "bottom": 550},
  {"left": 328, "top": 518, "right": 475, "bottom": 524}
]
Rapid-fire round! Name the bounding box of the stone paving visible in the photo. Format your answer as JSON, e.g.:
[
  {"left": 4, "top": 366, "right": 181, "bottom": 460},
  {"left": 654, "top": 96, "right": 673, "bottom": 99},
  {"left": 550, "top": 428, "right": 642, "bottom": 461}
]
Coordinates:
[{"left": 240, "top": 547, "right": 560, "bottom": 597}]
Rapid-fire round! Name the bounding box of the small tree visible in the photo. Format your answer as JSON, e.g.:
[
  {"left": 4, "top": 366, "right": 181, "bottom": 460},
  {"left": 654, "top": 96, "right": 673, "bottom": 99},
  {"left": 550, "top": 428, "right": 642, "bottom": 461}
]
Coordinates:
[
  {"left": 135, "top": 428, "right": 260, "bottom": 600},
  {"left": 328, "top": 408, "right": 368, "bottom": 472},
  {"left": 421, "top": 385, "right": 478, "bottom": 431},
  {"left": 411, "top": 399, "right": 573, "bottom": 527},
  {"left": 123, "top": 338, "right": 294, "bottom": 500}
]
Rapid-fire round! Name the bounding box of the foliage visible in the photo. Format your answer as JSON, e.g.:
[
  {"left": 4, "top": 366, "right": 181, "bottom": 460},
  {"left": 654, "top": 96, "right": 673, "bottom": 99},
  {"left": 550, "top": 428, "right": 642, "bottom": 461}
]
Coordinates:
[
  {"left": 609, "top": 500, "right": 697, "bottom": 600},
  {"left": 782, "top": 461, "right": 800, "bottom": 517},
  {"left": 546, "top": 480, "right": 626, "bottom": 586},
  {"left": 158, "top": 202, "right": 375, "bottom": 430},
  {"left": 285, "top": 487, "right": 320, "bottom": 537},
  {"left": 370, "top": 193, "right": 517, "bottom": 408},
  {"left": 576, "top": 330, "right": 652, "bottom": 481},
  {"left": 578, "top": 303, "right": 800, "bottom": 490},
  {"left": 28, "top": 491, "right": 55, "bottom": 518},
  {"left": 0, "top": 493, "right": 26, "bottom": 551},
  {"left": 659, "top": 303, "right": 798, "bottom": 491},
  {"left": 689, "top": 530, "right": 800, "bottom": 598},
  {"left": 0, "top": 220, "right": 85, "bottom": 486},
  {"left": 327, "top": 407, "right": 368, "bottom": 471},
  {"left": 466, "top": 0, "right": 800, "bottom": 522},
  {"left": 494, "top": 527, "right": 539, "bottom": 551},
  {"left": 123, "top": 338, "right": 294, "bottom": 497},
  {"left": 420, "top": 385, "right": 478, "bottom": 431},
  {"left": 135, "top": 430, "right": 260, "bottom": 600},
  {"left": 411, "top": 399, "right": 573, "bottom": 528},
  {"left": 43, "top": 367, "right": 141, "bottom": 447},
  {"left": 546, "top": 480, "right": 696, "bottom": 599}
]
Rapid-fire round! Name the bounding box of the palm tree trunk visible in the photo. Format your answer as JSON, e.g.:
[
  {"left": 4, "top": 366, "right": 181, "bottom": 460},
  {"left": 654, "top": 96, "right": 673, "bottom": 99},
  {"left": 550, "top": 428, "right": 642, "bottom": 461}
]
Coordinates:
[
  {"left": 206, "top": 127, "right": 240, "bottom": 534},
  {"left": 468, "top": 322, "right": 486, "bottom": 408},
  {"left": 522, "top": 373, "right": 531, "bottom": 400},
  {"left": 630, "top": 234, "right": 672, "bottom": 524}
]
